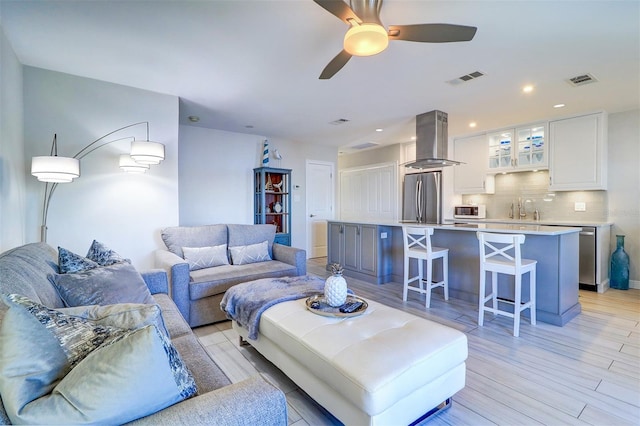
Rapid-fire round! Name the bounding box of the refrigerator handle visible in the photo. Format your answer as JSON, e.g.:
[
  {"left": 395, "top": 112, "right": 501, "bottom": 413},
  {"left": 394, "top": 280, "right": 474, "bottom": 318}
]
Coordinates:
[{"left": 416, "top": 180, "right": 423, "bottom": 222}]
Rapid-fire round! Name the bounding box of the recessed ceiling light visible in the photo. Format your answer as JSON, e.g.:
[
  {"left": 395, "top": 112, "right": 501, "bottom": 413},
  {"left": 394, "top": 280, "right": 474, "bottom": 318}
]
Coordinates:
[
  {"left": 469, "top": 122, "right": 477, "bottom": 128},
  {"left": 188, "top": 115, "right": 200, "bottom": 122},
  {"left": 245, "top": 125, "right": 254, "bottom": 129},
  {"left": 522, "top": 85, "right": 534, "bottom": 93},
  {"left": 410, "top": 136, "right": 416, "bottom": 140},
  {"left": 553, "top": 103, "right": 566, "bottom": 108},
  {"left": 375, "top": 128, "right": 383, "bottom": 132}
]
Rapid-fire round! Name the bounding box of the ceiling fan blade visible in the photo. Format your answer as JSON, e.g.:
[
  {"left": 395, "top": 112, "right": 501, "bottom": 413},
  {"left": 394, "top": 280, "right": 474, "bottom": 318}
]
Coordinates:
[
  {"left": 312, "top": 0, "right": 361, "bottom": 24},
  {"left": 319, "top": 50, "right": 352, "bottom": 79},
  {"left": 388, "top": 23, "right": 477, "bottom": 43}
]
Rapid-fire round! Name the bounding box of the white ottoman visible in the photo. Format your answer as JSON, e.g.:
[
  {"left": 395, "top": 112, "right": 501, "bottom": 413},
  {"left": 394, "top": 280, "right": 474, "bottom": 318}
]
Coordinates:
[{"left": 233, "top": 298, "right": 467, "bottom": 426}]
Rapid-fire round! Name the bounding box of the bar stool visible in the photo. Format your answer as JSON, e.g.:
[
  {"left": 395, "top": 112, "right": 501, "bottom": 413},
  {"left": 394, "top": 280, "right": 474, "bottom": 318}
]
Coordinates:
[
  {"left": 477, "top": 232, "right": 537, "bottom": 337},
  {"left": 402, "top": 226, "right": 449, "bottom": 308}
]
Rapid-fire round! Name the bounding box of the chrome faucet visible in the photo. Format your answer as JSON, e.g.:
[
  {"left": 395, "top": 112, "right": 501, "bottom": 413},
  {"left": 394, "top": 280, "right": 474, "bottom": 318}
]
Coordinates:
[
  {"left": 518, "top": 197, "right": 527, "bottom": 219},
  {"left": 509, "top": 202, "right": 514, "bottom": 219}
]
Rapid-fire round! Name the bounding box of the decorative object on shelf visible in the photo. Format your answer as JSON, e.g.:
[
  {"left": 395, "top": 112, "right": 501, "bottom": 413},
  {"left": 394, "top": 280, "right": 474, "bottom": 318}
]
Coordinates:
[
  {"left": 273, "top": 180, "right": 283, "bottom": 193},
  {"left": 324, "top": 263, "right": 348, "bottom": 307},
  {"left": 264, "top": 174, "right": 274, "bottom": 191},
  {"left": 273, "top": 201, "right": 282, "bottom": 213},
  {"left": 262, "top": 140, "right": 269, "bottom": 166},
  {"left": 610, "top": 235, "right": 630, "bottom": 290},
  {"left": 30, "top": 122, "right": 163, "bottom": 242},
  {"left": 273, "top": 148, "right": 283, "bottom": 167}
]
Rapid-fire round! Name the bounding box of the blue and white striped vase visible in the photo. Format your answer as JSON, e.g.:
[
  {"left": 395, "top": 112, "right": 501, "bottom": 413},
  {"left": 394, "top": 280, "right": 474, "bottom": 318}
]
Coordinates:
[{"left": 262, "top": 140, "right": 269, "bottom": 166}]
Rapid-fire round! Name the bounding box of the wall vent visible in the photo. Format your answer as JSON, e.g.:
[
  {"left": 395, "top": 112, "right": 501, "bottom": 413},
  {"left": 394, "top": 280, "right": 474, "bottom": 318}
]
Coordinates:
[
  {"left": 567, "top": 73, "right": 598, "bottom": 87},
  {"left": 329, "top": 118, "right": 350, "bottom": 125},
  {"left": 447, "top": 70, "right": 485, "bottom": 85},
  {"left": 350, "top": 142, "right": 379, "bottom": 150}
]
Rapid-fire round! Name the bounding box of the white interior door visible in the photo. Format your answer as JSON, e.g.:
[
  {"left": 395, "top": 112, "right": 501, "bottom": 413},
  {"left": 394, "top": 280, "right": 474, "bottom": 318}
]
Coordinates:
[{"left": 306, "top": 160, "right": 334, "bottom": 258}]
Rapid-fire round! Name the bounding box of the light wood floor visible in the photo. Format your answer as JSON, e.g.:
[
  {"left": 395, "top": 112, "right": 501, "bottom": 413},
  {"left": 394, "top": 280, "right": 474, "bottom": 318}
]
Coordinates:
[{"left": 193, "top": 258, "right": 640, "bottom": 425}]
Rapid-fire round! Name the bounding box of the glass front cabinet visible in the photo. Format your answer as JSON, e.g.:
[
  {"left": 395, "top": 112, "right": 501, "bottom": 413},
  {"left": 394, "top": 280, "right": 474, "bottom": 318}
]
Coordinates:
[
  {"left": 254, "top": 167, "right": 291, "bottom": 246},
  {"left": 488, "top": 123, "right": 547, "bottom": 172}
]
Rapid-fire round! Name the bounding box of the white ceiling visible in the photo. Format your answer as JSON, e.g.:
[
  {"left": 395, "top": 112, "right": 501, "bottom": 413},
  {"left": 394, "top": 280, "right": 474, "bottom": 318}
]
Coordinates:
[{"left": 1, "top": 0, "right": 639, "bottom": 153}]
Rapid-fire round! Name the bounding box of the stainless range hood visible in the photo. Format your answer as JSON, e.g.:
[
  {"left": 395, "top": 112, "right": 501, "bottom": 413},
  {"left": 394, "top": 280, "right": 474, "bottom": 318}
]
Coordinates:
[{"left": 404, "top": 110, "right": 462, "bottom": 169}]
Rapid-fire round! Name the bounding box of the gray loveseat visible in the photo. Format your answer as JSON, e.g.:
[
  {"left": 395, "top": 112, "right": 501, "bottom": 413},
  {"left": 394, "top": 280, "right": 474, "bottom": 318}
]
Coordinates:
[
  {"left": 0, "top": 242, "right": 287, "bottom": 425},
  {"left": 155, "top": 224, "right": 306, "bottom": 328}
]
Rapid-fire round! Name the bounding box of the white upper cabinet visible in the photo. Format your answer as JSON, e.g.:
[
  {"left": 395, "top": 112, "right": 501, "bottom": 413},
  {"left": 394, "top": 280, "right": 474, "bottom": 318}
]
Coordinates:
[
  {"left": 488, "top": 123, "right": 547, "bottom": 173},
  {"left": 549, "top": 112, "right": 607, "bottom": 191},
  {"left": 454, "top": 134, "right": 495, "bottom": 194}
]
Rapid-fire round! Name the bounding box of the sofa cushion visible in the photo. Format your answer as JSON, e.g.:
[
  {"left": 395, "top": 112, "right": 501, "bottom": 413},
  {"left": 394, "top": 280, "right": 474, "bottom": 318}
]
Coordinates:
[
  {"left": 162, "top": 224, "right": 228, "bottom": 258},
  {"left": 58, "top": 246, "right": 100, "bottom": 273},
  {"left": 183, "top": 244, "right": 229, "bottom": 271},
  {"left": 0, "top": 243, "right": 63, "bottom": 311},
  {"left": 171, "top": 333, "right": 231, "bottom": 394},
  {"left": 0, "top": 294, "right": 196, "bottom": 425},
  {"left": 229, "top": 240, "right": 271, "bottom": 265},
  {"left": 86, "top": 239, "right": 129, "bottom": 266},
  {"left": 188, "top": 260, "right": 298, "bottom": 300},
  {"left": 49, "top": 262, "right": 155, "bottom": 307},
  {"left": 228, "top": 224, "right": 276, "bottom": 256},
  {"left": 152, "top": 294, "right": 193, "bottom": 340}
]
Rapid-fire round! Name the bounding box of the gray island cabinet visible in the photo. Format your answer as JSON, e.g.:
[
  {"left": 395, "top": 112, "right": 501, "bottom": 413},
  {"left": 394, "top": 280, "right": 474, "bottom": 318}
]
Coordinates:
[
  {"left": 327, "top": 221, "right": 581, "bottom": 326},
  {"left": 327, "top": 222, "right": 394, "bottom": 284}
]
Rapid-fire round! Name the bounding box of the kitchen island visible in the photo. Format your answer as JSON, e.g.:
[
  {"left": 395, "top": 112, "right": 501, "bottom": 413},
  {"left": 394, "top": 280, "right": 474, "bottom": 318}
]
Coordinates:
[{"left": 327, "top": 221, "right": 581, "bottom": 326}]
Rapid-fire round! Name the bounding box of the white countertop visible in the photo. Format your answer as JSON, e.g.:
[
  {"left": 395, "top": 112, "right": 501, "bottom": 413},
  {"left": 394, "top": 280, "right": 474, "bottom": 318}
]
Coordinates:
[
  {"left": 329, "top": 220, "right": 580, "bottom": 235},
  {"left": 448, "top": 218, "right": 612, "bottom": 227}
]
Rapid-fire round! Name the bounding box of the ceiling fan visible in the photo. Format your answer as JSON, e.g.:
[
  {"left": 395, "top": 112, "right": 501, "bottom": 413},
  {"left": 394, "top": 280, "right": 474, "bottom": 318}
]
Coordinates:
[{"left": 313, "top": 0, "right": 477, "bottom": 79}]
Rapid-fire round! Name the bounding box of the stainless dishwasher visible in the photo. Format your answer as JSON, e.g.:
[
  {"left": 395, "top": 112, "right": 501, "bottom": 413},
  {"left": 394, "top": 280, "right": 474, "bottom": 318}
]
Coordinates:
[{"left": 579, "top": 226, "right": 597, "bottom": 290}]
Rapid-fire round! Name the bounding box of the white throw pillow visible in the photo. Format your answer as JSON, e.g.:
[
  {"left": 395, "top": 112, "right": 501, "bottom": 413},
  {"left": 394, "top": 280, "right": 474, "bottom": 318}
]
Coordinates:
[
  {"left": 182, "top": 244, "right": 229, "bottom": 271},
  {"left": 229, "top": 240, "right": 271, "bottom": 265}
]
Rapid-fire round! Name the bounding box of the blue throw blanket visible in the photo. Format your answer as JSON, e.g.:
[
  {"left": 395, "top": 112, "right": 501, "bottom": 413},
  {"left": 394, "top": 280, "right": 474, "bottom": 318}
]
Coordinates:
[{"left": 220, "top": 275, "right": 325, "bottom": 340}]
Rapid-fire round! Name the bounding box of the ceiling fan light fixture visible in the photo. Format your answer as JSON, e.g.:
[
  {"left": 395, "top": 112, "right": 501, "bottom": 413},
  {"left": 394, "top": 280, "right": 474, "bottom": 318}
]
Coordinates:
[{"left": 343, "top": 23, "right": 388, "bottom": 56}]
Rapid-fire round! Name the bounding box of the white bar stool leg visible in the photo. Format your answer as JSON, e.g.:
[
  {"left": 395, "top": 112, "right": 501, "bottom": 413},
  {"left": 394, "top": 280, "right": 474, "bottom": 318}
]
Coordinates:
[
  {"left": 514, "top": 273, "right": 522, "bottom": 338},
  {"left": 425, "top": 258, "right": 433, "bottom": 308},
  {"left": 530, "top": 269, "right": 537, "bottom": 325},
  {"left": 478, "top": 269, "right": 486, "bottom": 326},
  {"left": 443, "top": 252, "right": 449, "bottom": 301},
  {"left": 403, "top": 256, "right": 410, "bottom": 301}
]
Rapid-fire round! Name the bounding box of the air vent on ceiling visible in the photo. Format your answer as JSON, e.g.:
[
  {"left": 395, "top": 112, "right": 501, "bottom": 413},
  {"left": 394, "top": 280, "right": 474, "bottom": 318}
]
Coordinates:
[
  {"left": 350, "top": 142, "right": 379, "bottom": 150},
  {"left": 567, "top": 73, "right": 598, "bottom": 87},
  {"left": 329, "top": 118, "right": 350, "bottom": 125},
  {"left": 447, "top": 70, "right": 485, "bottom": 85}
]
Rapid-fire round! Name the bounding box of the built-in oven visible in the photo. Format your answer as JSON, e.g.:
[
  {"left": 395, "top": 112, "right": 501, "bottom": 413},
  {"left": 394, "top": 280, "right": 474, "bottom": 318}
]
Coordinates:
[{"left": 579, "top": 226, "right": 597, "bottom": 290}]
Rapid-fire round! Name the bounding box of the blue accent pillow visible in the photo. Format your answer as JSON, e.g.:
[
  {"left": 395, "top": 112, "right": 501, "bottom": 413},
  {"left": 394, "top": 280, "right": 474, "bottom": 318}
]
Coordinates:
[
  {"left": 86, "top": 240, "right": 129, "bottom": 266},
  {"left": 0, "top": 294, "right": 197, "bottom": 425},
  {"left": 58, "top": 246, "right": 99, "bottom": 274},
  {"left": 49, "top": 262, "right": 155, "bottom": 307}
]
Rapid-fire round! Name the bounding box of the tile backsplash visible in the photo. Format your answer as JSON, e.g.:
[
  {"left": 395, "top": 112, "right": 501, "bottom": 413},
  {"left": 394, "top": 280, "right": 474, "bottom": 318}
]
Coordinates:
[{"left": 462, "top": 170, "right": 608, "bottom": 222}]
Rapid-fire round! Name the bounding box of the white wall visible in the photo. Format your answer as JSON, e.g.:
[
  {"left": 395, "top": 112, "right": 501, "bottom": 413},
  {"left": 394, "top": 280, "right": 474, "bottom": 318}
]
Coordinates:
[
  {"left": 607, "top": 109, "right": 640, "bottom": 286},
  {"left": 24, "top": 67, "right": 180, "bottom": 269},
  {"left": 178, "top": 125, "right": 338, "bottom": 252},
  {"left": 0, "top": 24, "right": 26, "bottom": 251}
]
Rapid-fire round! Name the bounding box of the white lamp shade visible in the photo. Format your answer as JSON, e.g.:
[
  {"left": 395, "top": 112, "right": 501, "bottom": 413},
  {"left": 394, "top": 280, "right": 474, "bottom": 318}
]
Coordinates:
[
  {"left": 130, "top": 140, "right": 165, "bottom": 165},
  {"left": 31, "top": 156, "right": 80, "bottom": 183},
  {"left": 344, "top": 23, "right": 389, "bottom": 56},
  {"left": 119, "top": 154, "right": 149, "bottom": 173}
]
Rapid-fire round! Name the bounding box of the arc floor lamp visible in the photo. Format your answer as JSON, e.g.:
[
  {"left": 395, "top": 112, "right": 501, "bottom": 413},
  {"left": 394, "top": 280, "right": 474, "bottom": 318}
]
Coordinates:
[{"left": 30, "top": 121, "right": 164, "bottom": 242}]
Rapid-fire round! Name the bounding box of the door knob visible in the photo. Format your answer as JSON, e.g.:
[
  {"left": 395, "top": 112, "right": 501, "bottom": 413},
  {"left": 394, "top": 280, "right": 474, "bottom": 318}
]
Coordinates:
[{"left": 310, "top": 214, "right": 316, "bottom": 217}]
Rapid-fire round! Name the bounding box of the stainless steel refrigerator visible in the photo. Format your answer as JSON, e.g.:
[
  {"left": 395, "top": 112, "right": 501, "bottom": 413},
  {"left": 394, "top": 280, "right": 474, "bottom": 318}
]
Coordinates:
[{"left": 402, "top": 171, "right": 442, "bottom": 223}]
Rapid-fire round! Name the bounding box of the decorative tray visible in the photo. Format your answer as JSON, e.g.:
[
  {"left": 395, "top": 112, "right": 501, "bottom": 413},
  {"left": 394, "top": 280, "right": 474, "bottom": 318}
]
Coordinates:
[{"left": 305, "top": 294, "right": 368, "bottom": 318}]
